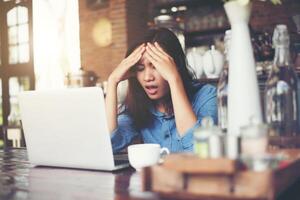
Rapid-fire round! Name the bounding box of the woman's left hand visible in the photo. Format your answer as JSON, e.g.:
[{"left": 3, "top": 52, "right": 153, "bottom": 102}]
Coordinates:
[{"left": 145, "top": 42, "right": 180, "bottom": 83}]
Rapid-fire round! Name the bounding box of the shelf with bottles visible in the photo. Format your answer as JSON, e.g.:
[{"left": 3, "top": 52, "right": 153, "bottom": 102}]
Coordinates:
[
  {"left": 197, "top": 70, "right": 300, "bottom": 86},
  {"left": 196, "top": 75, "right": 268, "bottom": 86},
  {"left": 150, "top": 0, "right": 229, "bottom": 48},
  {"left": 251, "top": 30, "right": 274, "bottom": 62},
  {"left": 185, "top": 29, "right": 279, "bottom": 87}
]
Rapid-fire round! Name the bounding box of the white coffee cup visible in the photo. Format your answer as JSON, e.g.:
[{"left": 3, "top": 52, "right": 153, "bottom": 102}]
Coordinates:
[{"left": 128, "top": 144, "right": 170, "bottom": 171}]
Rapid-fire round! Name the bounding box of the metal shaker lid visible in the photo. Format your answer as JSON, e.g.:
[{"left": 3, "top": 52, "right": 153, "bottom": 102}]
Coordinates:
[
  {"left": 240, "top": 117, "right": 268, "bottom": 139},
  {"left": 194, "top": 117, "right": 222, "bottom": 138}
]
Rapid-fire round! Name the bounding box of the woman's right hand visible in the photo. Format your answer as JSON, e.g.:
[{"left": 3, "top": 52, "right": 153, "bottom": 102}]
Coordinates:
[
  {"left": 108, "top": 44, "right": 145, "bottom": 84},
  {"left": 106, "top": 44, "right": 144, "bottom": 133}
]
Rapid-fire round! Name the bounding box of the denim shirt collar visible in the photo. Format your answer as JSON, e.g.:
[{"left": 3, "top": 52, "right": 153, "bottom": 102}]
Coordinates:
[{"left": 149, "top": 105, "right": 174, "bottom": 119}]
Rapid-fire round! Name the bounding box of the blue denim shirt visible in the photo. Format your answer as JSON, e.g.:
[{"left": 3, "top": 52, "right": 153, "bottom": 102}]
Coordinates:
[{"left": 111, "top": 84, "right": 217, "bottom": 153}]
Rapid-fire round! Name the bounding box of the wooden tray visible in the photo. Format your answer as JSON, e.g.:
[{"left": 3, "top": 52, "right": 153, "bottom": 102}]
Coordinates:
[
  {"left": 162, "top": 154, "right": 237, "bottom": 175},
  {"left": 142, "top": 150, "right": 300, "bottom": 200}
]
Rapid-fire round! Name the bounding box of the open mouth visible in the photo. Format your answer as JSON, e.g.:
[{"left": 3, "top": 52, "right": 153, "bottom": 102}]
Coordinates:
[{"left": 145, "top": 85, "right": 158, "bottom": 95}]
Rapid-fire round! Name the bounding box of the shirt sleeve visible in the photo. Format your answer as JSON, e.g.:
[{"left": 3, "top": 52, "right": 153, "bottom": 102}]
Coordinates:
[
  {"left": 110, "top": 112, "right": 139, "bottom": 153},
  {"left": 177, "top": 84, "right": 218, "bottom": 150},
  {"left": 193, "top": 84, "right": 218, "bottom": 124}
]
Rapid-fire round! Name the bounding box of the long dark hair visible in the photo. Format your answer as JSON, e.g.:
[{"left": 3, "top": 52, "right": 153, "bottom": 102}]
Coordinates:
[{"left": 123, "top": 27, "right": 196, "bottom": 129}]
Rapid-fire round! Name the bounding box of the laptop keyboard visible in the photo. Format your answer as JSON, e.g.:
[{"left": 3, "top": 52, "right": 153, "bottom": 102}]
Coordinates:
[
  {"left": 114, "top": 159, "right": 129, "bottom": 165},
  {"left": 113, "top": 153, "right": 129, "bottom": 166}
]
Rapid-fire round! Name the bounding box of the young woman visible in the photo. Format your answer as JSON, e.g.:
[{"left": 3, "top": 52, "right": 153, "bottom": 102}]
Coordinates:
[{"left": 106, "top": 28, "right": 217, "bottom": 153}]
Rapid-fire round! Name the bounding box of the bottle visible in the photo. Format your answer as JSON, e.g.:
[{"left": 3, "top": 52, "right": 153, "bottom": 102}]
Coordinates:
[
  {"left": 265, "top": 24, "right": 298, "bottom": 136},
  {"left": 217, "top": 30, "right": 231, "bottom": 132},
  {"left": 194, "top": 117, "right": 223, "bottom": 158},
  {"left": 193, "top": 119, "right": 210, "bottom": 158},
  {"left": 5, "top": 105, "right": 24, "bottom": 148},
  {"left": 7, "top": 106, "right": 21, "bottom": 127}
]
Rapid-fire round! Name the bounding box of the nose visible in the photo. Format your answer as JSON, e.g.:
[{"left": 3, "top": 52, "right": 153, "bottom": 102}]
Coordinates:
[{"left": 143, "top": 67, "right": 154, "bottom": 82}]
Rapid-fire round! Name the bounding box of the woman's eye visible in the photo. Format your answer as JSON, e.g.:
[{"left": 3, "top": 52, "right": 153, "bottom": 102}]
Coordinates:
[
  {"left": 135, "top": 65, "right": 145, "bottom": 71},
  {"left": 148, "top": 63, "right": 155, "bottom": 70}
]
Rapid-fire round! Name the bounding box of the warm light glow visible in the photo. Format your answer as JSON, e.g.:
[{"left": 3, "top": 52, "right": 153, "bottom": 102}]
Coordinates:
[{"left": 92, "top": 17, "right": 112, "bottom": 47}]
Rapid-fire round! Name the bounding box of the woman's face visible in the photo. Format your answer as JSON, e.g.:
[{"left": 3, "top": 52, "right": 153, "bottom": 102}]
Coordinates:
[{"left": 135, "top": 53, "right": 170, "bottom": 101}]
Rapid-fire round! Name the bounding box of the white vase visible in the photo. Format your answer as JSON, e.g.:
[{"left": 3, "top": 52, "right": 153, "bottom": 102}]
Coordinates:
[{"left": 224, "top": 1, "right": 263, "bottom": 158}]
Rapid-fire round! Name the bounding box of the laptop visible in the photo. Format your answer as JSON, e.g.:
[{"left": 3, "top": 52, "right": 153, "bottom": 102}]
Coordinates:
[{"left": 19, "top": 87, "right": 129, "bottom": 171}]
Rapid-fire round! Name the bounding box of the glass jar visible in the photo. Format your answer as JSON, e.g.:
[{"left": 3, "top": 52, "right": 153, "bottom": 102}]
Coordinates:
[{"left": 241, "top": 118, "right": 268, "bottom": 156}]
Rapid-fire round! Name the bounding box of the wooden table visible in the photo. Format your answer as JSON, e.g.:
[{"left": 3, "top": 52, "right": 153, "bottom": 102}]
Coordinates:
[
  {"left": 0, "top": 148, "right": 160, "bottom": 200},
  {"left": 1, "top": 149, "right": 300, "bottom": 200}
]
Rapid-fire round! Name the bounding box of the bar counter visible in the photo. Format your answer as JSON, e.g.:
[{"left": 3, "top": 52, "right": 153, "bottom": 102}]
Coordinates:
[{"left": 1, "top": 148, "right": 300, "bottom": 200}]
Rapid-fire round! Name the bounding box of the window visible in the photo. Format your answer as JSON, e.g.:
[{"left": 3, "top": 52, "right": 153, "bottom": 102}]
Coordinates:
[
  {"left": 0, "top": 0, "right": 34, "bottom": 131},
  {"left": 7, "top": 6, "right": 29, "bottom": 64},
  {"left": 33, "top": 0, "right": 81, "bottom": 89}
]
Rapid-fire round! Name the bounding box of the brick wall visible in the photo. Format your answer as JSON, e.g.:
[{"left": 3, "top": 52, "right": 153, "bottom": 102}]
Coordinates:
[
  {"left": 79, "top": 0, "right": 127, "bottom": 81},
  {"left": 79, "top": 0, "right": 149, "bottom": 82}
]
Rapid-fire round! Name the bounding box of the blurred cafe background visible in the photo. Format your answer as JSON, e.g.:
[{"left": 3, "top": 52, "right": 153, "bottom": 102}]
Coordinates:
[{"left": 0, "top": 0, "right": 300, "bottom": 148}]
